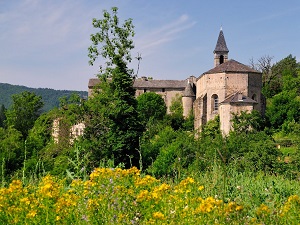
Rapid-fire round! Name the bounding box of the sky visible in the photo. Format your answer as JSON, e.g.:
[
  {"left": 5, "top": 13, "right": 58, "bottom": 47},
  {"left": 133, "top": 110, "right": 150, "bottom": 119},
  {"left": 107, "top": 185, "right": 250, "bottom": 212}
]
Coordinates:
[{"left": 1, "top": 0, "right": 300, "bottom": 91}]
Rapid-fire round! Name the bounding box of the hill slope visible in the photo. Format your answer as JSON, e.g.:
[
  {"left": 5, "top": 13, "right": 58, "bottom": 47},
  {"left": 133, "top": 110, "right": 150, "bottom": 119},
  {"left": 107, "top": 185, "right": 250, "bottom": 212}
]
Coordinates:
[{"left": 0, "top": 83, "right": 88, "bottom": 112}]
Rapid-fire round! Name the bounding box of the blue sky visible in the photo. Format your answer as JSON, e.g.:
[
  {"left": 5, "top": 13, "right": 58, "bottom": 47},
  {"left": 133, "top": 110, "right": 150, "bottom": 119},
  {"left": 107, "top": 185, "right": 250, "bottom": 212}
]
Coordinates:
[{"left": 1, "top": 0, "right": 300, "bottom": 91}]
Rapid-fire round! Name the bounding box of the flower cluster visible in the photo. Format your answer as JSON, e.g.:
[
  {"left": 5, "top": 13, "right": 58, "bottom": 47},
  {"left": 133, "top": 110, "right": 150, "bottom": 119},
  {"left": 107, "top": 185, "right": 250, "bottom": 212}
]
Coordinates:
[{"left": 0, "top": 167, "right": 299, "bottom": 224}]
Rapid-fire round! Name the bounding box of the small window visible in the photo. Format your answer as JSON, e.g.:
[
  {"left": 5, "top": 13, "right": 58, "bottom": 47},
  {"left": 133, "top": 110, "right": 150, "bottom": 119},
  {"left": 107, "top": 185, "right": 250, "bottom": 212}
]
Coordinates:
[
  {"left": 252, "top": 94, "right": 257, "bottom": 101},
  {"left": 162, "top": 88, "right": 165, "bottom": 92},
  {"left": 219, "top": 55, "right": 224, "bottom": 64},
  {"left": 211, "top": 94, "right": 219, "bottom": 111},
  {"left": 144, "top": 89, "right": 147, "bottom": 93}
]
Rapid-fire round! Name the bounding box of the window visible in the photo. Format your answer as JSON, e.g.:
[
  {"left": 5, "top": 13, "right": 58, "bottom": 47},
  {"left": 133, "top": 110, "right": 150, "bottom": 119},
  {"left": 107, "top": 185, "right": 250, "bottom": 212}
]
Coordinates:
[
  {"left": 252, "top": 94, "right": 257, "bottom": 101},
  {"left": 219, "top": 55, "right": 224, "bottom": 64},
  {"left": 211, "top": 94, "right": 219, "bottom": 112},
  {"left": 162, "top": 88, "right": 165, "bottom": 92}
]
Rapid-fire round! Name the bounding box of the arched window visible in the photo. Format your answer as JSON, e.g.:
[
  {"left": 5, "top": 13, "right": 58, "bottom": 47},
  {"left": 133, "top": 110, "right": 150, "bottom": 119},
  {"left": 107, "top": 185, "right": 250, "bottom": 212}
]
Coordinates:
[
  {"left": 211, "top": 94, "right": 219, "bottom": 112},
  {"left": 219, "top": 55, "right": 224, "bottom": 64}
]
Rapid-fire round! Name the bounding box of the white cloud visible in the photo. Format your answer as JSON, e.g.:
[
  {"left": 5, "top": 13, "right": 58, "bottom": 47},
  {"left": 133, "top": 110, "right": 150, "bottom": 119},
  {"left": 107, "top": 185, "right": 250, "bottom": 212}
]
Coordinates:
[{"left": 134, "top": 14, "right": 196, "bottom": 56}]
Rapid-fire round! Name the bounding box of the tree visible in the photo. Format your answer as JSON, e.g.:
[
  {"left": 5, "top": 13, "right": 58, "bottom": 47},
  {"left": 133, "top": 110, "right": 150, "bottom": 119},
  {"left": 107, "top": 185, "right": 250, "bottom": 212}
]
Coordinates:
[
  {"left": 83, "top": 7, "right": 142, "bottom": 168},
  {"left": 231, "top": 110, "right": 264, "bottom": 134},
  {"left": 0, "top": 127, "right": 23, "bottom": 177},
  {"left": 5, "top": 91, "right": 44, "bottom": 139},
  {"left": 0, "top": 104, "right": 6, "bottom": 128},
  {"left": 167, "top": 94, "right": 185, "bottom": 130},
  {"left": 264, "top": 55, "right": 299, "bottom": 98},
  {"left": 266, "top": 90, "right": 300, "bottom": 129},
  {"left": 137, "top": 92, "right": 167, "bottom": 126}
]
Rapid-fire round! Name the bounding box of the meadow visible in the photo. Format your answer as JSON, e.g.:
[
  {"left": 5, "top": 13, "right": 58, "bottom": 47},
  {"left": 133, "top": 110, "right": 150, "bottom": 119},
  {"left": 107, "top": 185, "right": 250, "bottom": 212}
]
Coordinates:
[{"left": 1, "top": 165, "right": 300, "bottom": 224}]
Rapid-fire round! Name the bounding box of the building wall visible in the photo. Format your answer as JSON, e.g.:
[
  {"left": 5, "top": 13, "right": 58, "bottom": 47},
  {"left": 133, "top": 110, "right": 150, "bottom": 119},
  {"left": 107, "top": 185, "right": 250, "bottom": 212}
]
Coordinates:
[
  {"left": 205, "top": 73, "right": 226, "bottom": 121},
  {"left": 224, "top": 73, "right": 248, "bottom": 97},
  {"left": 182, "top": 96, "right": 195, "bottom": 118},
  {"left": 194, "top": 71, "right": 263, "bottom": 132},
  {"left": 219, "top": 104, "right": 254, "bottom": 135},
  {"left": 248, "top": 73, "right": 263, "bottom": 112},
  {"left": 135, "top": 88, "right": 185, "bottom": 113}
]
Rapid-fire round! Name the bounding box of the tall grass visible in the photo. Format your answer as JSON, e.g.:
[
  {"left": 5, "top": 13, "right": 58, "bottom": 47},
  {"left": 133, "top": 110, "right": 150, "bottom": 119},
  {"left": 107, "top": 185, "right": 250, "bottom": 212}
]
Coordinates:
[{"left": 0, "top": 165, "right": 299, "bottom": 224}]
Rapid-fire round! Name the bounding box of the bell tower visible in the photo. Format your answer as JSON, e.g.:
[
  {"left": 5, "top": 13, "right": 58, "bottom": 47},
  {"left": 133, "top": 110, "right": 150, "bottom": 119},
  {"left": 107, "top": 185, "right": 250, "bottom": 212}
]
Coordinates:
[{"left": 214, "top": 28, "right": 229, "bottom": 67}]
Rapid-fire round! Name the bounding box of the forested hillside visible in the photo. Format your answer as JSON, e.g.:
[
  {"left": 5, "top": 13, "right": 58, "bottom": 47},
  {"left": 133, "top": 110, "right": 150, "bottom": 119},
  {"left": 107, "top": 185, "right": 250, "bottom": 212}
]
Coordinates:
[{"left": 0, "top": 83, "right": 88, "bottom": 112}]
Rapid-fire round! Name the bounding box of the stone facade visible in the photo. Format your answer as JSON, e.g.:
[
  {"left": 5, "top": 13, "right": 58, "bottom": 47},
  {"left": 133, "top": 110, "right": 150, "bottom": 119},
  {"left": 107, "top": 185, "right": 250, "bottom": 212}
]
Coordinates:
[
  {"left": 88, "top": 29, "right": 264, "bottom": 135},
  {"left": 88, "top": 76, "right": 196, "bottom": 116},
  {"left": 193, "top": 29, "right": 263, "bottom": 135},
  {"left": 52, "top": 118, "right": 85, "bottom": 144}
]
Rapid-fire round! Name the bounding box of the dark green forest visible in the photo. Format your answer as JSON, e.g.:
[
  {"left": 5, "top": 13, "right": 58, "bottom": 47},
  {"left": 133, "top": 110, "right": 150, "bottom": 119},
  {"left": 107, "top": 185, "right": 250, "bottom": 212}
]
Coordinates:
[
  {"left": 0, "top": 83, "right": 87, "bottom": 112},
  {"left": 0, "top": 8, "right": 300, "bottom": 184}
]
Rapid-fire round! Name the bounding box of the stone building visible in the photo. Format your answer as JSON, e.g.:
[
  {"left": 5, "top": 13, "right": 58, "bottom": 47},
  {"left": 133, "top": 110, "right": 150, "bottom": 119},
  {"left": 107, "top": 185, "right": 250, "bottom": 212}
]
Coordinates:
[
  {"left": 88, "top": 76, "right": 197, "bottom": 117},
  {"left": 194, "top": 29, "right": 263, "bottom": 135},
  {"left": 88, "top": 29, "right": 264, "bottom": 135}
]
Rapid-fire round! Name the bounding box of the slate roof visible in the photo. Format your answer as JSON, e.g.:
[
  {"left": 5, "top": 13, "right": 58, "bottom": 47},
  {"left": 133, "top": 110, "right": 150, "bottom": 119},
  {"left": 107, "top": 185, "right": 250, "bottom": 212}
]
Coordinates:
[
  {"left": 220, "top": 92, "right": 257, "bottom": 104},
  {"left": 88, "top": 78, "right": 187, "bottom": 89},
  {"left": 202, "top": 59, "right": 261, "bottom": 75},
  {"left": 88, "top": 78, "right": 101, "bottom": 88},
  {"left": 214, "top": 29, "right": 229, "bottom": 53},
  {"left": 183, "top": 83, "right": 196, "bottom": 97},
  {"left": 133, "top": 79, "right": 187, "bottom": 89}
]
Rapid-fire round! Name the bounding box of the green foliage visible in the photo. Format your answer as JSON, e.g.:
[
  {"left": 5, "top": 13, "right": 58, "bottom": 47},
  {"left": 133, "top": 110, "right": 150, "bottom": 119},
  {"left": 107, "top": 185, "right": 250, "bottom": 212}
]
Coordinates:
[
  {"left": 266, "top": 90, "right": 300, "bottom": 129},
  {"left": 5, "top": 91, "right": 44, "bottom": 139},
  {"left": 191, "top": 116, "right": 224, "bottom": 172},
  {"left": 23, "top": 110, "right": 56, "bottom": 176},
  {"left": 2, "top": 167, "right": 300, "bottom": 224},
  {"left": 0, "top": 104, "right": 6, "bottom": 128},
  {"left": 169, "top": 94, "right": 183, "bottom": 116},
  {"left": 262, "top": 54, "right": 300, "bottom": 98},
  {"left": 201, "top": 115, "right": 221, "bottom": 138},
  {"left": 26, "top": 111, "right": 55, "bottom": 152},
  {"left": 231, "top": 110, "right": 264, "bottom": 133},
  {"left": 0, "top": 83, "right": 87, "bottom": 112},
  {"left": 167, "top": 94, "right": 185, "bottom": 130},
  {"left": 226, "top": 131, "right": 281, "bottom": 173},
  {"left": 88, "top": 6, "right": 134, "bottom": 71},
  {"left": 182, "top": 110, "right": 195, "bottom": 131},
  {"left": 137, "top": 92, "right": 167, "bottom": 126},
  {"left": 82, "top": 7, "right": 142, "bottom": 168},
  {"left": 147, "top": 127, "right": 197, "bottom": 178},
  {"left": 0, "top": 127, "right": 23, "bottom": 178}
]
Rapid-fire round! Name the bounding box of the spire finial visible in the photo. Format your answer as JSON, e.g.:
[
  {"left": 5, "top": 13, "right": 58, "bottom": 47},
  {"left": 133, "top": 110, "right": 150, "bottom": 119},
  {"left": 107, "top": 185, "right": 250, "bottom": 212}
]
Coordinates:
[{"left": 220, "top": 25, "right": 222, "bottom": 31}]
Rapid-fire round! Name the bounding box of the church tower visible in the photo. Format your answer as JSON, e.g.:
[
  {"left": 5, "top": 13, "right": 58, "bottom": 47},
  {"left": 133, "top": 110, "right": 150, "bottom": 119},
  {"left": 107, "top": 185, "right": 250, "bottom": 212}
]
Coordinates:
[{"left": 213, "top": 28, "right": 229, "bottom": 67}]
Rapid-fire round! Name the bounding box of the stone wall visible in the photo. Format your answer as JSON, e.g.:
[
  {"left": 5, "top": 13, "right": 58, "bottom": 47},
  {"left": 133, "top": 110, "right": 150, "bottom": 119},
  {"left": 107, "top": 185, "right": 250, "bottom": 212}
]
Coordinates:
[{"left": 219, "top": 103, "right": 254, "bottom": 135}]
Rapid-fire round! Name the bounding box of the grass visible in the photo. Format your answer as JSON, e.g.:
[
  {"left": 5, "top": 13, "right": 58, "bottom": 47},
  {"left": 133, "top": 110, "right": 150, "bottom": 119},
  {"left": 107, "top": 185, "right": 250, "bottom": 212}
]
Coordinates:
[{"left": 0, "top": 166, "right": 300, "bottom": 224}]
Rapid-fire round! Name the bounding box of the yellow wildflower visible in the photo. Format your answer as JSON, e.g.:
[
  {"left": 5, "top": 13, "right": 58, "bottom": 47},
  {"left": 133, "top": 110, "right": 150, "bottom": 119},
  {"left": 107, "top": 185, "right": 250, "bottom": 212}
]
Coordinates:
[
  {"left": 26, "top": 210, "right": 37, "bottom": 218},
  {"left": 179, "top": 177, "right": 195, "bottom": 187},
  {"left": 20, "top": 197, "right": 30, "bottom": 205},
  {"left": 198, "top": 185, "right": 204, "bottom": 191},
  {"left": 153, "top": 211, "right": 165, "bottom": 220},
  {"left": 137, "top": 190, "right": 150, "bottom": 202},
  {"left": 256, "top": 204, "right": 270, "bottom": 216}
]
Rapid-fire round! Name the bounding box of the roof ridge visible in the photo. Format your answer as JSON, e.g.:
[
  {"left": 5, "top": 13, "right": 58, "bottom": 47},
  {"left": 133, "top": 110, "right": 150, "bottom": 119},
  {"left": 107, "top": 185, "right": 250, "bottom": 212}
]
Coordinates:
[{"left": 201, "top": 59, "right": 261, "bottom": 75}]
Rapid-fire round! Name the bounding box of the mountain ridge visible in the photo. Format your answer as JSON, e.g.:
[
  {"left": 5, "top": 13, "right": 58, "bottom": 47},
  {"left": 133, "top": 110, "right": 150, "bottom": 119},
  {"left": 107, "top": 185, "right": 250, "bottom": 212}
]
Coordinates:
[{"left": 0, "top": 83, "right": 88, "bottom": 112}]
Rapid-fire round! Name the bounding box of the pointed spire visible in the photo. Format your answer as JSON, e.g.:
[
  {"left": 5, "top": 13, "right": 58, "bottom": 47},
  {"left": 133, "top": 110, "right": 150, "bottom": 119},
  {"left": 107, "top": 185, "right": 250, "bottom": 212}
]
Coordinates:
[
  {"left": 183, "top": 82, "right": 195, "bottom": 97},
  {"left": 214, "top": 28, "right": 229, "bottom": 53}
]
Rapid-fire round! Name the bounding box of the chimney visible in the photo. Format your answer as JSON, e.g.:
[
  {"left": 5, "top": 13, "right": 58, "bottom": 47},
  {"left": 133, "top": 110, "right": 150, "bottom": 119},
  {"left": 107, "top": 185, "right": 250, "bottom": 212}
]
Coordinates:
[{"left": 238, "top": 92, "right": 243, "bottom": 101}]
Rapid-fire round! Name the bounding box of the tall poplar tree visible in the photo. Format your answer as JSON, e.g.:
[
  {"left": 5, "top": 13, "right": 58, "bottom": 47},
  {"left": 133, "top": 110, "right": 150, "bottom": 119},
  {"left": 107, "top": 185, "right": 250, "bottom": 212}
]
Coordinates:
[{"left": 84, "top": 7, "right": 142, "bottom": 167}]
